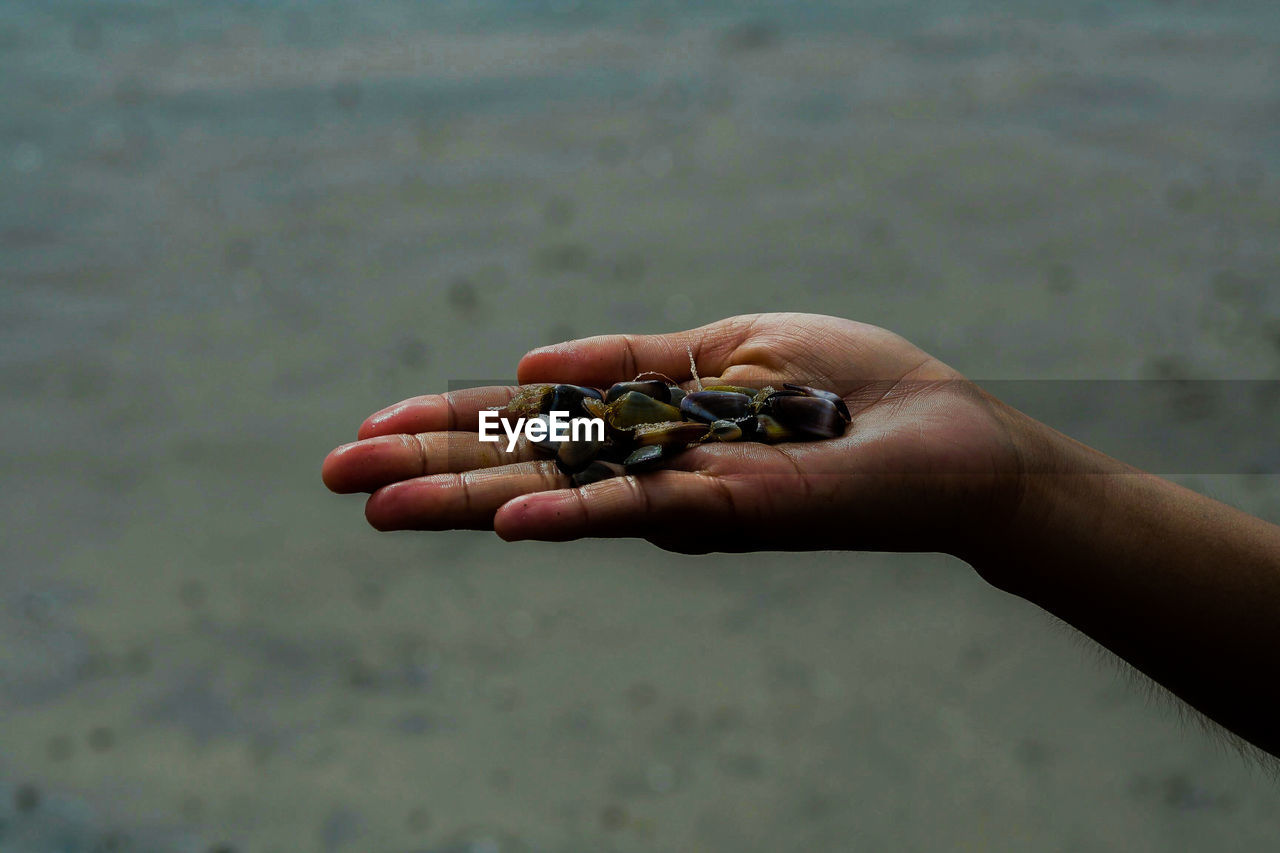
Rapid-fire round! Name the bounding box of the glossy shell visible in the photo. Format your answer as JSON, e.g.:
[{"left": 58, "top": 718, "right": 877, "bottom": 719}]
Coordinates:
[{"left": 513, "top": 377, "right": 849, "bottom": 481}]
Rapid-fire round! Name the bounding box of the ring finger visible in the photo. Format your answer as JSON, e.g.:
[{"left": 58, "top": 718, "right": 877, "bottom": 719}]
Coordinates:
[{"left": 323, "top": 431, "right": 546, "bottom": 494}]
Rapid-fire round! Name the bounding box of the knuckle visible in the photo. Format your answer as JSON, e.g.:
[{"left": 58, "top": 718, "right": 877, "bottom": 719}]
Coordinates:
[
  {"left": 406, "top": 433, "right": 431, "bottom": 476},
  {"left": 618, "top": 335, "right": 641, "bottom": 379}
]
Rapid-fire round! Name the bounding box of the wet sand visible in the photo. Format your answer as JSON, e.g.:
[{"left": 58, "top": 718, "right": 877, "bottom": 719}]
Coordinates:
[{"left": 3, "top": 3, "right": 1280, "bottom": 850}]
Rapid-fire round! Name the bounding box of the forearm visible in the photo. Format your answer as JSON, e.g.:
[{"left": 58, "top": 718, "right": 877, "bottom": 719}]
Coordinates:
[{"left": 965, "top": 404, "right": 1280, "bottom": 757}]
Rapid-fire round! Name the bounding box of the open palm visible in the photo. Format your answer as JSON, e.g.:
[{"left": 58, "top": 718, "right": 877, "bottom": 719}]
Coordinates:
[{"left": 323, "top": 313, "right": 1022, "bottom": 554}]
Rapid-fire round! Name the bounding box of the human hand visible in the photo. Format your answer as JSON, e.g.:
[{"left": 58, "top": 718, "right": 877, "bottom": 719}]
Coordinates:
[{"left": 322, "top": 313, "right": 1025, "bottom": 554}]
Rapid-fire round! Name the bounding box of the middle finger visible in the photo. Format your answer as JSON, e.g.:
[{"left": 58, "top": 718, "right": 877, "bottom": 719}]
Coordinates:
[{"left": 365, "top": 460, "right": 569, "bottom": 531}]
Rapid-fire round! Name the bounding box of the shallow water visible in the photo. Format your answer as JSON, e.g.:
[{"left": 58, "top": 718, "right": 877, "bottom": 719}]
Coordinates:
[{"left": 3, "top": 1, "right": 1280, "bottom": 851}]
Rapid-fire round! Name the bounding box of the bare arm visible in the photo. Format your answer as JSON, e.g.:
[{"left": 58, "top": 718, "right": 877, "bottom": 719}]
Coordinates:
[{"left": 970, "top": 405, "right": 1280, "bottom": 758}]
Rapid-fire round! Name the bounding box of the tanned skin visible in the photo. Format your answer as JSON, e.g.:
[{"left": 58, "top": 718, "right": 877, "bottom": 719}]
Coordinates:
[{"left": 323, "top": 313, "right": 1280, "bottom": 758}]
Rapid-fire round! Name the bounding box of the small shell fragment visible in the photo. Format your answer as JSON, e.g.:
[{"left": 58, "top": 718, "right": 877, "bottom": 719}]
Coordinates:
[{"left": 709, "top": 419, "right": 743, "bottom": 441}]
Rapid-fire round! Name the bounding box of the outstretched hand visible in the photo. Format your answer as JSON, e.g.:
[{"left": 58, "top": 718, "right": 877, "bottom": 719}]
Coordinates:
[
  {"left": 324, "top": 312, "right": 1280, "bottom": 754},
  {"left": 322, "top": 313, "right": 1022, "bottom": 554}
]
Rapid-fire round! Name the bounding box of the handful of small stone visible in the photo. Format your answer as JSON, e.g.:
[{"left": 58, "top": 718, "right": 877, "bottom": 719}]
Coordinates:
[{"left": 496, "top": 377, "right": 851, "bottom": 487}]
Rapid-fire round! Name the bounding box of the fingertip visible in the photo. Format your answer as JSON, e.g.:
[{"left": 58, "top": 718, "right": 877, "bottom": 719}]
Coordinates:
[
  {"left": 493, "top": 498, "right": 531, "bottom": 541},
  {"left": 358, "top": 405, "right": 402, "bottom": 439},
  {"left": 359, "top": 395, "right": 450, "bottom": 439},
  {"left": 516, "top": 342, "right": 574, "bottom": 385},
  {"left": 322, "top": 441, "right": 361, "bottom": 493},
  {"left": 324, "top": 435, "right": 415, "bottom": 493},
  {"left": 494, "top": 491, "right": 580, "bottom": 542},
  {"left": 364, "top": 482, "right": 411, "bottom": 531}
]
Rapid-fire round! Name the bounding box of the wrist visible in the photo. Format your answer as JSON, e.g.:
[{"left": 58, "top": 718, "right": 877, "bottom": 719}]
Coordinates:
[{"left": 950, "top": 396, "right": 1120, "bottom": 595}]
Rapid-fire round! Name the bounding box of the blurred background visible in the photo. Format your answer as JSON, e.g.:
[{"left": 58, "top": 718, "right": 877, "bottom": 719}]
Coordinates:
[{"left": 3, "top": 1, "right": 1280, "bottom": 851}]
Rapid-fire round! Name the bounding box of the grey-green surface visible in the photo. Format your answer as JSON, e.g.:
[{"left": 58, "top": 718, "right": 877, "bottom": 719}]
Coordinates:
[{"left": 3, "top": 3, "right": 1280, "bottom": 851}]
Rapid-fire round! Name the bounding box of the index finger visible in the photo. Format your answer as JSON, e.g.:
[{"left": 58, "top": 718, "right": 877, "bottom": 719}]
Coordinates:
[
  {"left": 359, "top": 385, "right": 520, "bottom": 439},
  {"left": 516, "top": 316, "right": 760, "bottom": 388}
]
